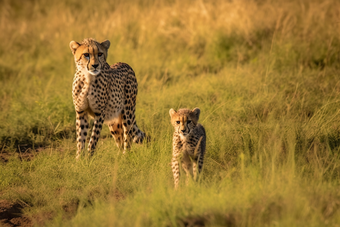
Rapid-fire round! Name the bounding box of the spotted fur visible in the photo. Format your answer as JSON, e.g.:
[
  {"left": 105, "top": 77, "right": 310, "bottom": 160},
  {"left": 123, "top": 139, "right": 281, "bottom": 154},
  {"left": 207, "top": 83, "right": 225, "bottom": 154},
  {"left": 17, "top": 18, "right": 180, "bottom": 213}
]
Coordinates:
[
  {"left": 169, "top": 107, "right": 206, "bottom": 189},
  {"left": 70, "top": 38, "right": 145, "bottom": 159}
]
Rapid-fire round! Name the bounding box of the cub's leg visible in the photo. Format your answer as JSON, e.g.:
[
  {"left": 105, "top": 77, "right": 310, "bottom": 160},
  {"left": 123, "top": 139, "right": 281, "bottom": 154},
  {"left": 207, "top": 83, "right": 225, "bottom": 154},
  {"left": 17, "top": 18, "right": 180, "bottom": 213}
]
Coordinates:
[
  {"left": 171, "top": 156, "right": 180, "bottom": 189},
  {"left": 88, "top": 113, "right": 105, "bottom": 156},
  {"left": 193, "top": 161, "right": 198, "bottom": 181},
  {"left": 197, "top": 137, "right": 206, "bottom": 176},
  {"left": 193, "top": 154, "right": 203, "bottom": 181},
  {"left": 193, "top": 136, "right": 205, "bottom": 180},
  {"left": 75, "top": 111, "right": 89, "bottom": 160},
  {"left": 108, "top": 116, "right": 124, "bottom": 149},
  {"left": 182, "top": 161, "right": 193, "bottom": 185}
]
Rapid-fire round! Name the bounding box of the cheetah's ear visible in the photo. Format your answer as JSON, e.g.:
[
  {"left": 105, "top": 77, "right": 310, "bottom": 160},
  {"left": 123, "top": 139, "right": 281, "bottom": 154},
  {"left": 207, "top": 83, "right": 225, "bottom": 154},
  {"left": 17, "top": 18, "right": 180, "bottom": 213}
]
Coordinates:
[
  {"left": 192, "top": 108, "right": 200, "bottom": 120},
  {"left": 169, "top": 108, "right": 177, "bottom": 117},
  {"left": 101, "top": 40, "right": 111, "bottom": 50},
  {"left": 69, "top": 41, "right": 80, "bottom": 55}
]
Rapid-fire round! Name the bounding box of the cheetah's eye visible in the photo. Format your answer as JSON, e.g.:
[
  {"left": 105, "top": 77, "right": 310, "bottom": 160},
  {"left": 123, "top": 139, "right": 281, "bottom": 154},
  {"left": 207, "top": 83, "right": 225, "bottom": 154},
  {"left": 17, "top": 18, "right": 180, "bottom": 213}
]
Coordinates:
[
  {"left": 98, "top": 53, "right": 103, "bottom": 57},
  {"left": 187, "top": 120, "right": 191, "bottom": 124},
  {"left": 176, "top": 121, "right": 180, "bottom": 124},
  {"left": 83, "top": 53, "right": 90, "bottom": 58}
]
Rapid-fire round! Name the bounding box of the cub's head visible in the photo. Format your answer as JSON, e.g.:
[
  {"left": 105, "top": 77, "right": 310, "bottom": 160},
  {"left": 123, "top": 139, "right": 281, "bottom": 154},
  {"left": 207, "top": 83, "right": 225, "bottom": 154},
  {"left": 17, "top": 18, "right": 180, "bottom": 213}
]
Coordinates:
[
  {"left": 69, "top": 38, "right": 110, "bottom": 76},
  {"left": 169, "top": 108, "right": 200, "bottom": 137}
]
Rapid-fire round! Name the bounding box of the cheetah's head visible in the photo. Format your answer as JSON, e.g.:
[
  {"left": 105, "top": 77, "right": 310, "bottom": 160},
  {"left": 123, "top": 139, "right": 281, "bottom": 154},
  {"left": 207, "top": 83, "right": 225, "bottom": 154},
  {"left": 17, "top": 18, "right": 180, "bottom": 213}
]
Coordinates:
[
  {"left": 169, "top": 108, "right": 200, "bottom": 137},
  {"left": 69, "top": 38, "right": 110, "bottom": 76}
]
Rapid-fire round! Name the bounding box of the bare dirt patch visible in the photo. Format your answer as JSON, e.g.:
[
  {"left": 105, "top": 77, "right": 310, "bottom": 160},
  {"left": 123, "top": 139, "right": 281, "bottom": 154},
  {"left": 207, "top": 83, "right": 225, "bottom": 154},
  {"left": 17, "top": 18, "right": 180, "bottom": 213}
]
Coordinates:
[
  {"left": 0, "top": 151, "right": 11, "bottom": 163},
  {"left": 0, "top": 200, "right": 32, "bottom": 227},
  {"left": 0, "top": 146, "right": 47, "bottom": 164},
  {"left": 176, "top": 212, "right": 238, "bottom": 227}
]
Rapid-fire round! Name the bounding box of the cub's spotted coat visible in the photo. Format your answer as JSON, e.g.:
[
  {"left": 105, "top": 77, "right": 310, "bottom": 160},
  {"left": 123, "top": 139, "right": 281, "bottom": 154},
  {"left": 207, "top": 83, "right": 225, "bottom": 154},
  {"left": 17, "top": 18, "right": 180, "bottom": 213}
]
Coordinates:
[
  {"left": 169, "top": 108, "right": 206, "bottom": 189},
  {"left": 70, "top": 38, "right": 145, "bottom": 159}
]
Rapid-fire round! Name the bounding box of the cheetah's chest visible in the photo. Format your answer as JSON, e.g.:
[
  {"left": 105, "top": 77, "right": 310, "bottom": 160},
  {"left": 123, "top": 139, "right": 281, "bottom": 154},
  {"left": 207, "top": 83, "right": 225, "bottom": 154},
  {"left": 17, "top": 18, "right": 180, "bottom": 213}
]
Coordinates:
[
  {"left": 86, "top": 73, "right": 124, "bottom": 121},
  {"left": 86, "top": 84, "right": 106, "bottom": 112}
]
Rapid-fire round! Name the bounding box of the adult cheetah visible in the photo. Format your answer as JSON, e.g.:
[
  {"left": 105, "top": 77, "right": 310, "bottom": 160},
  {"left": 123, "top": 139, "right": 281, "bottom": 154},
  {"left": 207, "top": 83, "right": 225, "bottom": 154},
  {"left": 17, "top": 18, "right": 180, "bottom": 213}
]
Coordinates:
[
  {"left": 69, "top": 38, "right": 145, "bottom": 159},
  {"left": 169, "top": 108, "right": 206, "bottom": 189}
]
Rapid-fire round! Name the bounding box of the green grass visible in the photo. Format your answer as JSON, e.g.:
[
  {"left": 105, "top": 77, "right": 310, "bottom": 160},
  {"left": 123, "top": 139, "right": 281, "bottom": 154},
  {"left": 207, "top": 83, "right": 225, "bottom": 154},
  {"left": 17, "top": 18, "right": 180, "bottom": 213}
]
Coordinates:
[{"left": 1, "top": 0, "right": 340, "bottom": 226}]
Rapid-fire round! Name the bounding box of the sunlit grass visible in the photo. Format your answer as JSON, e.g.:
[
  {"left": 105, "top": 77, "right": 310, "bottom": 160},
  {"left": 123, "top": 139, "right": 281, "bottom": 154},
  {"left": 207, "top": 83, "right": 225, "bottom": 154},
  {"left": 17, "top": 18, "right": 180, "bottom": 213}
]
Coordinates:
[{"left": 1, "top": 0, "right": 340, "bottom": 226}]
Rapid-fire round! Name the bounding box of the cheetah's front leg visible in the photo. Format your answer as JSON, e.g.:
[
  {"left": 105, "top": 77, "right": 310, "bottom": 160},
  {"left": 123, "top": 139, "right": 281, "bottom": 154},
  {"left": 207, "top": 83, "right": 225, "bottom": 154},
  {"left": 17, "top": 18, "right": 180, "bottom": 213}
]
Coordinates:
[
  {"left": 88, "top": 113, "right": 105, "bottom": 156},
  {"left": 76, "top": 111, "right": 89, "bottom": 160}
]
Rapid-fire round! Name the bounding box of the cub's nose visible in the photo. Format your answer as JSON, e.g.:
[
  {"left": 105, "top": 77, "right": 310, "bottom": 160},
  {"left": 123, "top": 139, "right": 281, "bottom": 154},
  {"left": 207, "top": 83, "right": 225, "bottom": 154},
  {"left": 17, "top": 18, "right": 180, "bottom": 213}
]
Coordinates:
[
  {"left": 92, "top": 64, "right": 99, "bottom": 69},
  {"left": 181, "top": 129, "right": 186, "bottom": 133}
]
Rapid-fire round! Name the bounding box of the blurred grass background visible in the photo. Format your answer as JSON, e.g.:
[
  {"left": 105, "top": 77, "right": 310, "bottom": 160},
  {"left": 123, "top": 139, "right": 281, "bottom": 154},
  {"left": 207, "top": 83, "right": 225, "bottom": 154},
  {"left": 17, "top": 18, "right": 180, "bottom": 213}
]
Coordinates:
[{"left": 1, "top": 0, "right": 340, "bottom": 226}]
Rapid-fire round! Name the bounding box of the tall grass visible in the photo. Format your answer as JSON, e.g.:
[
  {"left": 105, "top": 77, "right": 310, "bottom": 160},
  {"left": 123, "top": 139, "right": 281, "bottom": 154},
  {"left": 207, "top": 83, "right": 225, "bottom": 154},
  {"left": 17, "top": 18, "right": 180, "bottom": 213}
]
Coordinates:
[{"left": 1, "top": 0, "right": 340, "bottom": 226}]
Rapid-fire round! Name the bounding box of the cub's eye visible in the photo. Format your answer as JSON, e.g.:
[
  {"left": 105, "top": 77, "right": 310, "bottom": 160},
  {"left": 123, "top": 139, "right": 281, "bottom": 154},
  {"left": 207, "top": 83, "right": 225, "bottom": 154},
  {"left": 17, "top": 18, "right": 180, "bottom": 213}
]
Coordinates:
[
  {"left": 187, "top": 120, "right": 191, "bottom": 124},
  {"left": 176, "top": 121, "right": 180, "bottom": 124},
  {"left": 83, "top": 53, "right": 90, "bottom": 58},
  {"left": 98, "top": 53, "right": 103, "bottom": 57}
]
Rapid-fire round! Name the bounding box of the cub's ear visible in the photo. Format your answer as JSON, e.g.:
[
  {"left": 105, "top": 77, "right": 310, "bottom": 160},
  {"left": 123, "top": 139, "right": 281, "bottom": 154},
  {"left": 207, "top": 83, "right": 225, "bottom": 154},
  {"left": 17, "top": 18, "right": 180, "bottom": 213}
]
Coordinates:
[
  {"left": 101, "top": 40, "right": 111, "bottom": 50},
  {"left": 192, "top": 107, "right": 200, "bottom": 120},
  {"left": 69, "top": 41, "right": 80, "bottom": 55},
  {"left": 169, "top": 108, "right": 177, "bottom": 117}
]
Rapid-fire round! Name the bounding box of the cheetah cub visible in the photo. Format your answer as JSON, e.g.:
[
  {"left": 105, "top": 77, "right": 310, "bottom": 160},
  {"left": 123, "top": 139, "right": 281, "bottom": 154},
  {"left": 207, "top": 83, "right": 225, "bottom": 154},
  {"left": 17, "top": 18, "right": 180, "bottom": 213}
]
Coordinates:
[
  {"left": 70, "top": 38, "right": 145, "bottom": 159},
  {"left": 169, "top": 108, "right": 206, "bottom": 189}
]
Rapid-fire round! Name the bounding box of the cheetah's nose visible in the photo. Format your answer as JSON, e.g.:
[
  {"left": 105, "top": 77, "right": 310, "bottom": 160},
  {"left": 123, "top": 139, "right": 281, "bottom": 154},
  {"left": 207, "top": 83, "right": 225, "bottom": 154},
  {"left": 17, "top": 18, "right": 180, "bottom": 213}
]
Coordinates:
[
  {"left": 92, "top": 64, "right": 99, "bottom": 69},
  {"left": 181, "top": 129, "right": 185, "bottom": 133}
]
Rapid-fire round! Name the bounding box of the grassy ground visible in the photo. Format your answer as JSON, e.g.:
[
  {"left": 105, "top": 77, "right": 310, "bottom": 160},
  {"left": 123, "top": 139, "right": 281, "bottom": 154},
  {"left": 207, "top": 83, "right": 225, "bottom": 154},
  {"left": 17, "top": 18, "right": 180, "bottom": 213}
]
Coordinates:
[{"left": 1, "top": 0, "right": 340, "bottom": 226}]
